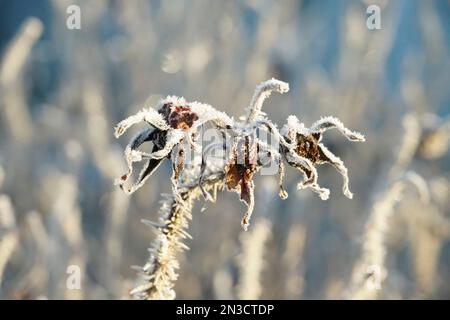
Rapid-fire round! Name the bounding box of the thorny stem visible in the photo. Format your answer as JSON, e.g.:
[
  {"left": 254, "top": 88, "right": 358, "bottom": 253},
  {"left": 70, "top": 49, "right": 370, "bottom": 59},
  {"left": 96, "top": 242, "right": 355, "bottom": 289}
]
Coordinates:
[{"left": 131, "top": 173, "right": 224, "bottom": 300}]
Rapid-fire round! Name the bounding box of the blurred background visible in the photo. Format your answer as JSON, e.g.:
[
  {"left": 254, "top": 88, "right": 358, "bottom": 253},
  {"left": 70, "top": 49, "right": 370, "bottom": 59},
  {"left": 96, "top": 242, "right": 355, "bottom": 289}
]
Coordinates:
[{"left": 0, "top": 0, "right": 449, "bottom": 299}]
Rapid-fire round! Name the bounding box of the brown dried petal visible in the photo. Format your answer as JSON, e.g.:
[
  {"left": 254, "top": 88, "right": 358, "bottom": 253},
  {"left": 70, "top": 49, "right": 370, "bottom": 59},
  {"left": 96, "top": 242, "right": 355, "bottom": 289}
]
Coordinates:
[
  {"left": 225, "top": 163, "right": 242, "bottom": 190},
  {"left": 240, "top": 169, "right": 254, "bottom": 205},
  {"left": 295, "top": 134, "right": 320, "bottom": 163}
]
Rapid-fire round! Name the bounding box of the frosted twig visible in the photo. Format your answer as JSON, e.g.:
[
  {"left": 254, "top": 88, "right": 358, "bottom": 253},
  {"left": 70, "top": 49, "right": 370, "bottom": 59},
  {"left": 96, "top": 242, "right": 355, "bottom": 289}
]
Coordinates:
[
  {"left": 245, "top": 78, "right": 289, "bottom": 123},
  {"left": 114, "top": 79, "right": 365, "bottom": 299}
]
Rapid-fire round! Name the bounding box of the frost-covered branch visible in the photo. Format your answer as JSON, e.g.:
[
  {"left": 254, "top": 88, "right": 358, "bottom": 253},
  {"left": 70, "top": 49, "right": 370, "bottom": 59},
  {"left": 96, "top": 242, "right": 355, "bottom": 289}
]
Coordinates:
[
  {"left": 114, "top": 78, "right": 365, "bottom": 299},
  {"left": 130, "top": 173, "right": 224, "bottom": 299}
]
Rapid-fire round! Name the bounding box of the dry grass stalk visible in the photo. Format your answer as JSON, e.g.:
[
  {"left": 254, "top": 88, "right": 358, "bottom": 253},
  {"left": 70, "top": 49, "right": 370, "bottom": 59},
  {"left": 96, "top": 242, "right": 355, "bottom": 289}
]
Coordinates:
[
  {"left": 282, "top": 224, "right": 306, "bottom": 298},
  {"left": 0, "top": 166, "right": 4, "bottom": 188},
  {"left": 347, "top": 110, "right": 450, "bottom": 299},
  {"left": 349, "top": 172, "right": 429, "bottom": 299},
  {"left": 0, "top": 195, "right": 18, "bottom": 290},
  {"left": 0, "top": 17, "right": 43, "bottom": 142},
  {"left": 236, "top": 218, "right": 272, "bottom": 300},
  {"left": 43, "top": 173, "right": 85, "bottom": 299},
  {"left": 403, "top": 177, "right": 450, "bottom": 297}
]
